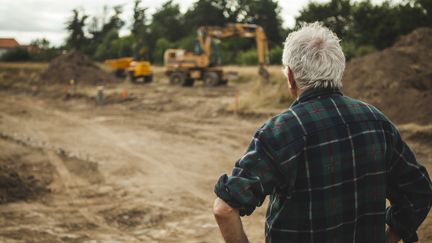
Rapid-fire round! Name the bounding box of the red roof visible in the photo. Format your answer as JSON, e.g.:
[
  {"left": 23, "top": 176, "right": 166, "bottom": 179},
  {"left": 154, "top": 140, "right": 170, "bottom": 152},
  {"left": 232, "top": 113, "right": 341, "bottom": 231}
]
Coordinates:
[{"left": 0, "top": 38, "right": 19, "bottom": 48}]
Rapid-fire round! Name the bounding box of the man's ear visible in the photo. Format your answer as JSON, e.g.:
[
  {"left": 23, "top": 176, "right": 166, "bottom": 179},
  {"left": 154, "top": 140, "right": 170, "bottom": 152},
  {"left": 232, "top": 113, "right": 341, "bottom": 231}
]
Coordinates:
[{"left": 287, "top": 67, "right": 296, "bottom": 89}]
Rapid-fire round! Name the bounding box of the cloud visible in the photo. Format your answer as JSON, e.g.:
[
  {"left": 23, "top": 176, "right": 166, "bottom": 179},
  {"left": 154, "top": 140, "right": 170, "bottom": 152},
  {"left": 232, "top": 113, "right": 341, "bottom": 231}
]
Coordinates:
[{"left": 0, "top": 0, "right": 302, "bottom": 46}]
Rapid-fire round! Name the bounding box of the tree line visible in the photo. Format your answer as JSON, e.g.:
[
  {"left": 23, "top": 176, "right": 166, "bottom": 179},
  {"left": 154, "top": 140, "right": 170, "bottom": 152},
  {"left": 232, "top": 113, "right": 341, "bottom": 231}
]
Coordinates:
[
  {"left": 297, "top": 0, "right": 432, "bottom": 59},
  {"left": 2, "top": 0, "right": 431, "bottom": 63},
  {"left": 64, "top": 0, "right": 285, "bottom": 64}
]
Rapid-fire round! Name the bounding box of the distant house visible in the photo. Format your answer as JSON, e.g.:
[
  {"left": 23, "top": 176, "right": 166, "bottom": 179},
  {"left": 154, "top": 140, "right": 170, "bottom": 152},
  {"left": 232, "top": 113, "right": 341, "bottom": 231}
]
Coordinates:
[
  {"left": 0, "top": 38, "right": 20, "bottom": 57},
  {"left": 22, "top": 44, "right": 40, "bottom": 53}
]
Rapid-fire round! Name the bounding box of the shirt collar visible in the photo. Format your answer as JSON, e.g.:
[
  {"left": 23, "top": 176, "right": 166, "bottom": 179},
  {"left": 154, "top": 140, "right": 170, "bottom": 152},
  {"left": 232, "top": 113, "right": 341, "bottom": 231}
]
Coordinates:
[{"left": 291, "top": 87, "right": 343, "bottom": 107}]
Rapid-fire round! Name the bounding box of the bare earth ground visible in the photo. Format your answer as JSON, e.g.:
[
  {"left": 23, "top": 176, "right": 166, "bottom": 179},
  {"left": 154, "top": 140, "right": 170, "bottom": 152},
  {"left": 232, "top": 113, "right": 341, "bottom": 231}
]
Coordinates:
[{"left": 0, "top": 64, "right": 431, "bottom": 242}]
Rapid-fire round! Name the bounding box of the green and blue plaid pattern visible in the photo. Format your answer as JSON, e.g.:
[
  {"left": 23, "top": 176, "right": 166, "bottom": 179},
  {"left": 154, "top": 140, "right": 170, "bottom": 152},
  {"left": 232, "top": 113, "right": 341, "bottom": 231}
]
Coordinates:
[{"left": 215, "top": 88, "right": 432, "bottom": 243}]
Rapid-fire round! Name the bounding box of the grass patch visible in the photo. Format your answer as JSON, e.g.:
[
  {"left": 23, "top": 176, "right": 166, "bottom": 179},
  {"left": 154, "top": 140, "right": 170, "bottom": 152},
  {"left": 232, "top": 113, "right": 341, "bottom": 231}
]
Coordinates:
[{"left": 226, "top": 65, "right": 295, "bottom": 115}]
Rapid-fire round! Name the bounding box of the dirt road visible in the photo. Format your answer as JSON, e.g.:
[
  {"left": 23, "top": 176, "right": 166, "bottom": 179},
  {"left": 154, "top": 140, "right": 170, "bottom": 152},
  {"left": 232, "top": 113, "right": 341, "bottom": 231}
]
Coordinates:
[
  {"left": 0, "top": 79, "right": 272, "bottom": 242},
  {"left": 0, "top": 71, "right": 431, "bottom": 242}
]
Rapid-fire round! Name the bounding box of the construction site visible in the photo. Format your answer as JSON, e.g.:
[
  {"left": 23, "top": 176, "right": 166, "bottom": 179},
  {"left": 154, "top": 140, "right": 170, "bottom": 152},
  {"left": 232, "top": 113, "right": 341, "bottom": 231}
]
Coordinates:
[
  {"left": 0, "top": 26, "right": 430, "bottom": 242},
  {"left": 1, "top": 0, "right": 432, "bottom": 242}
]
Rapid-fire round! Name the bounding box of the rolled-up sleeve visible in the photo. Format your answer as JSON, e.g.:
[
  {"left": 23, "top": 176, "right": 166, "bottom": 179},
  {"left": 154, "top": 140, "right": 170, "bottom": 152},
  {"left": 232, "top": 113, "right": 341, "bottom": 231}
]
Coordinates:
[
  {"left": 214, "top": 130, "right": 284, "bottom": 216},
  {"left": 386, "top": 125, "right": 432, "bottom": 243}
]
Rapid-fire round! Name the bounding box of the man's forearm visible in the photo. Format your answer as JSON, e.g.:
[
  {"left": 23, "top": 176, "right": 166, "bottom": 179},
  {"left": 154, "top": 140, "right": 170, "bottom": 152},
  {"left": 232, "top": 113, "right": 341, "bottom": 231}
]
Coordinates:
[{"left": 213, "top": 198, "right": 249, "bottom": 243}]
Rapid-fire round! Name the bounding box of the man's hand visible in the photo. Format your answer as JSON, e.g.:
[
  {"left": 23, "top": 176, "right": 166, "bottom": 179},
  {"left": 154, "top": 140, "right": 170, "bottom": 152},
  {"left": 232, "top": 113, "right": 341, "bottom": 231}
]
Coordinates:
[
  {"left": 385, "top": 227, "right": 401, "bottom": 243},
  {"left": 213, "top": 197, "right": 249, "bottom": 243}
]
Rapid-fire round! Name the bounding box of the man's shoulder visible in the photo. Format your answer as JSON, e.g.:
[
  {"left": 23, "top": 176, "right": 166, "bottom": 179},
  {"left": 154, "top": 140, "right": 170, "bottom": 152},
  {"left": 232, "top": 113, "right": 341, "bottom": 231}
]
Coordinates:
[
  {"left": 337, "top": 95, "right": 390, "bottom": 122},
  {"left": 260, "top": 109, "right": 298, "bottom": 132},
  {"left": 257, "top": 95, "right": 392, "bottom": 150},
  {"left": 256, "top": 109, "right": 307, "bottom": 153}
]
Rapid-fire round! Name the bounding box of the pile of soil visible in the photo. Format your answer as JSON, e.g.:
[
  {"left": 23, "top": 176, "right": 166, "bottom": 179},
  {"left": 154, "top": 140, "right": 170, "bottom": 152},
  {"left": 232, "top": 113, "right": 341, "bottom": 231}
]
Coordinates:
[
  {"left": 343, "top": 28, "right": 432, "bottom": 124},
  {"left": 39, "top": 51, "right": 119, "bottom": 85},
  {"left": 0, "top": 163, "right": 51, "bottom": 203}
]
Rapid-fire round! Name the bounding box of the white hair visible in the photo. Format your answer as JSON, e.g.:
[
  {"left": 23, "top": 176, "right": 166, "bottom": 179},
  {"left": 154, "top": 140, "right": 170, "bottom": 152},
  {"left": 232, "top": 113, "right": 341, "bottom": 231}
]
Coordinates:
[{"left": 282, "top": 22, "right": 345, "bottom": 90}]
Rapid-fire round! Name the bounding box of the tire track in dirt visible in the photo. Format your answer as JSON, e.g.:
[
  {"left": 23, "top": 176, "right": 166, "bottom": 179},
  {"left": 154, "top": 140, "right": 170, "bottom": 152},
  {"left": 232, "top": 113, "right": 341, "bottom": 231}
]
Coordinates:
[
  {"left": 0, "top": 92, "right": 238, "bottom": 242},
  {"left": 0, "top": 93, "right": 241, "bottom": 205},
  {"left": 1, "top": 129, "right": 149, "bottom": 241}
]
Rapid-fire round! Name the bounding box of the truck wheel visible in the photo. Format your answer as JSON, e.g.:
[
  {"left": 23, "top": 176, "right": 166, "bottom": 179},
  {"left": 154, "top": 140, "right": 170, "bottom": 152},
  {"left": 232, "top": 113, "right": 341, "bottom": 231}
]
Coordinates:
[
  {"left": 170, "top": 72, "right": 193, "bottom": 86},
  {"left": 144, "top": 75, "right": 153, "bottom": 83},
  {"left": 128, "top": 72, "right": 137, "bottom": 83},
  {"left": 115, "top": 69, "right": 125, "bottom": 78},
  {"left": 169, "top": 72, "right": 184, "bottom": 85},
  {"left": 203, "top": 72, "right": 220, "bottom": 87}
]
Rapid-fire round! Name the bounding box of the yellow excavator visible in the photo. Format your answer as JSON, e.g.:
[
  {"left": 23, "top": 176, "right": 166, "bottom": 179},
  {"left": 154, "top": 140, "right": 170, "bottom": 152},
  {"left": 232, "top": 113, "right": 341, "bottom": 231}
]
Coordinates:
[{"left": 164, "top": 23, "right": 270, "bottom": 86}]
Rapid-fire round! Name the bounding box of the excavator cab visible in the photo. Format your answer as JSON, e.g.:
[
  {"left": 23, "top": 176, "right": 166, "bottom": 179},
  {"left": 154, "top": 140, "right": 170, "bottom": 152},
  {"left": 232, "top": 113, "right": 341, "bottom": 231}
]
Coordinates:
[
  {"left": 127, "top": 60, "right": 153, "bottom": 83},
  {"left": 127, "top": 48, "right": 153, "bottom": 83}
]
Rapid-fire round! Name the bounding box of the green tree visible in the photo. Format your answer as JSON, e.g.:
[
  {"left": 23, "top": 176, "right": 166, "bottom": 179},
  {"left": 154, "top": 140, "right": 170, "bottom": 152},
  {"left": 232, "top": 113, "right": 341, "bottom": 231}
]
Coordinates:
[
  {"left": 184, "top": 0, "right": 227, "bottom": 31},
  {"left": 148, "top": 0, "right": 186, "bottom": 60},
  {"left": 30, "top": 38, "right": 50, "bottom": 50},
  {"left": 296, "top": 0, "right": 353, "bottom": 40},
  {"left": 100, "top": 5, "right": 124, "bottom": 34},
  {"left": 131, "top": 0, "right": 149, "bottom": 57},
  {"left": 396, "top": 0, "right": 431, "bottom": 35},
  {"left": 416, "top": 0, "right": 432, "bottom": 24},
  {"left": 1, "top": 48, "right": 31, "bottom": 61},
  {"left": 94, "top": 29, "right": 119, "bottom": 60},
  {"left": 29, "top": 38, "right": 60, "bottom": 61},
  {"left": 351, "top": 0, "right": 430, "bottom": 50},
  {"left": 214, "top": 0, "right": 244, "bottom": 22},
  {"left": 150, "top": 1, "right": 186, "bottom": 42},
  {"left": 351, "top": 1, "right": 399, "bottom": 49},
  {"left": 65, "top": 9, "right": 88, "bottom": 50},
  {"left": 239, "top": 0, "right": 284, "bottom": 45},
  {"left": 296, "top": 0, "right": 431, "bottom": 55},
  {"left": 85, "top": 5, "right": 125, "bottom": 58},
  {"left": 131, "top": 0, "right": 147, "bottom": 36},
  {"left": 153, "top": 38, "right": 174, "bottom": 64},
  {"left": 112, "top": 36, "right": 135, "bottom": 57},
  {"left": 83, "top": 15, "right": 102, "bottom": 55}
]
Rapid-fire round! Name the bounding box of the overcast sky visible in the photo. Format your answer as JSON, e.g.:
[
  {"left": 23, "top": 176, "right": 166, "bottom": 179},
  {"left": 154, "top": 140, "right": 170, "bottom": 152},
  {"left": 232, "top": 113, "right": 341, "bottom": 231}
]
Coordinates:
[{"left": 0, "top": 0, "right": 384, "bottom": 46}]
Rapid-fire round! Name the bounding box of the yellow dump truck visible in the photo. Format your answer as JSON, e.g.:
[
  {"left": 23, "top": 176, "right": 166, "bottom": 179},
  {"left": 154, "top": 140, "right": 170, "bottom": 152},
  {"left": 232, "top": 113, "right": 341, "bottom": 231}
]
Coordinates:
[
  {"left": 104, "top": 57, "right": 153, "bottom": 83},
  {"left": 104, "top": 57, "right": 132, "bottom": 77}
]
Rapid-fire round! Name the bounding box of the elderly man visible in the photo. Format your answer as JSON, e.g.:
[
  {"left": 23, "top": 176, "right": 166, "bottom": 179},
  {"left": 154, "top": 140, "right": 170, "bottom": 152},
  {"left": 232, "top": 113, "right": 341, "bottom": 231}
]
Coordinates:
[{"left": 213, "top": 22, "right": 432, "bottom": 243}]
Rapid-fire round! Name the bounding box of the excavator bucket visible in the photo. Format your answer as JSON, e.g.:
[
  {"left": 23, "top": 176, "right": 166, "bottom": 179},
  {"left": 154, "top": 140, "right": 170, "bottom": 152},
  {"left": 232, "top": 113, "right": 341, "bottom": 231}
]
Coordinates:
[{"left": 259, "top": 66, "right": 270, "bottom": 84}]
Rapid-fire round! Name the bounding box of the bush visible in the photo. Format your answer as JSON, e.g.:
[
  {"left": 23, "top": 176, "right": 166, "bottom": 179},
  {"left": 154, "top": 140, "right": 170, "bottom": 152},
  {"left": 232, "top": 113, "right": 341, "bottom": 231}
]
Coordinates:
[
  {"left": 177, "top": 35, "right": 196, "bottom": 51},
  {"left": 153, "top": 38, "right": 174, "bottom": 64},
  {"left": 269, "top": 46, "right": 283, "bottom": 64},
  {"left": 1, "top": 48, "right": 31, "bottom": 61},
  {"left": 342, "top": 41, "right": 377, "bottom": 60},
  {"left": 219, "top": 38, "right": 256, "bottom": 64},
  {"left": 111, "top": 36, "right": 134, "bottom": 58},
  {"left": 235, "top": 49, "right": 258, "bottom": 65},
  {"left": 31, "top": 48, "right": 61, "bottom": 62},
  {"left": 94, "top": 29, "right": 119, "bottom": 60}
]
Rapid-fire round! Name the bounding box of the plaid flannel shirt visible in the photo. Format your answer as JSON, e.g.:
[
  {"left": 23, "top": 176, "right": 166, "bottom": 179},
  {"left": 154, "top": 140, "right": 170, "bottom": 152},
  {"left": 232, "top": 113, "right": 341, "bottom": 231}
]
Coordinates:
[{"left": 215, "top": 87, "right": 432, "bottom": 243}]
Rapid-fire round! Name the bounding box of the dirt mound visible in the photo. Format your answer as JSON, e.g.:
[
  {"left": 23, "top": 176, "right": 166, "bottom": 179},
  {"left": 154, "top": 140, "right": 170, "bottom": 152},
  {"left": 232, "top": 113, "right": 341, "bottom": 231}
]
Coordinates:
[
  {"left": 0, "top": 161, "right": 52, "bottom": 203},
  {"left": 342, "top": 28, "right": 432, "bottom": 124},
  {"left": 0, "top": 138, "right": 55, "bottom": 204},
  {"left": 40, "top": 51, "right": 120, "bottom": 85}
]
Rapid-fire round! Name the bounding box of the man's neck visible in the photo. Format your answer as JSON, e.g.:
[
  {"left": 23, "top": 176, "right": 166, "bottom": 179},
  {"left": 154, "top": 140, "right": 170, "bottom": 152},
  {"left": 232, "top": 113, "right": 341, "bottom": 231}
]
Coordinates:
[{"left": 292, "top": 88, "right": 304, "bottom": 99}]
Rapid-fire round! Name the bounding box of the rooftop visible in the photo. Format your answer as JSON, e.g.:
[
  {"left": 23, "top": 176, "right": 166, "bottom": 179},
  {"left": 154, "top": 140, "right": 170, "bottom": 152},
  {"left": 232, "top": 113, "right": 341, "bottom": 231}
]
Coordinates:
[{"left": 0, "top": 38, "right": 19, "bottom": 49}]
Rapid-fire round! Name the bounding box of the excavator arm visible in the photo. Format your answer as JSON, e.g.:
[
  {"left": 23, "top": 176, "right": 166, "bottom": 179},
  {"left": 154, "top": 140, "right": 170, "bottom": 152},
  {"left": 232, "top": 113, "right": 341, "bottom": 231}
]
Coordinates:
[{"left": 197, "top": 23, "right": 270, "bottom": 82}]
